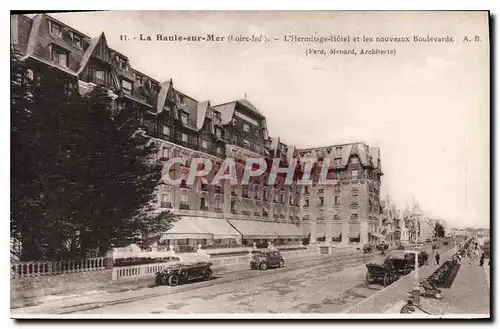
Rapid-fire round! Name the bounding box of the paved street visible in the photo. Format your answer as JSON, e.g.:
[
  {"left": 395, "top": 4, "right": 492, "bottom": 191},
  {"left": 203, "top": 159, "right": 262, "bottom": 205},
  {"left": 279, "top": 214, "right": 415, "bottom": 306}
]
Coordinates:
[{"left": 12, "top": 248, "right": 433, "bottom": 316}]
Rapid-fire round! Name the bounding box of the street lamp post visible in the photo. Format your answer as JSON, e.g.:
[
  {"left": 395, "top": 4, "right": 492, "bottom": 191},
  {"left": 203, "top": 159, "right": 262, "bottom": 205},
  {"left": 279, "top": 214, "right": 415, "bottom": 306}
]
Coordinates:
[{"left": 407, "top": 250, "right": 421, "bottom": 305}]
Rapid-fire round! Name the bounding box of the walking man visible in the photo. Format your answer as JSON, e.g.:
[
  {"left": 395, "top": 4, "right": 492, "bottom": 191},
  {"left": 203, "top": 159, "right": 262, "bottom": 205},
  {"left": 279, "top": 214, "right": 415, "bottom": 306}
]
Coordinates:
[{"left": 435, "top": 250, "right": 441, "bottom": 265}]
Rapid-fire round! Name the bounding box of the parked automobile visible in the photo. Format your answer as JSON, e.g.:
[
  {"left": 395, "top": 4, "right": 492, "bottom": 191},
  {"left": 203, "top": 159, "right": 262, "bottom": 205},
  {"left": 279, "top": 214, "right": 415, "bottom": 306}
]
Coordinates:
[
  {"left": 365, "top": 262, "right": 399, "bottom": 287},
  {"left": 404, "top": 251, "right": 429, "bottom": 268},
  {"left": 363, "top": 244, "right": 373, "bottom": 254},
  {"left": 155, "top": 261, "right": 213, "bottom": 286},
  {"left": 250, "top": 249, "right": 284, "bottom": 270}
]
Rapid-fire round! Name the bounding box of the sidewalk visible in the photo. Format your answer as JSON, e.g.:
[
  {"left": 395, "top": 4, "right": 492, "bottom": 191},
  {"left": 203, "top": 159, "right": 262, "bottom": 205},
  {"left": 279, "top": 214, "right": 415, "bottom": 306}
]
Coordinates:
[
  {"left": 417, "top": 261, "right": 490, "bottom": 316},
  {"left": 345, "top": 247, "right": 456, "bottom": 314}
]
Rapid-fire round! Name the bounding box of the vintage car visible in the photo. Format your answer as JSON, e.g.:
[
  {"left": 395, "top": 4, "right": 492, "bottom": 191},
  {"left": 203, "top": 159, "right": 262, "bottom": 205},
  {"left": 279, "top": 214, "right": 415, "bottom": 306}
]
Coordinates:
[
  {"left": 363, "top": 244, "right": 373, "bottom": 254},
  {"left": 250, "top": 249, "right": 284, "bottom": 270},
  {"left": 365, "top": 261, "right": 400, "bottom": 286},
  {"left": 376, "top": 242, "right": 389, "bottom": 251},
  {"left": 404, "top": 251, "right": 429, "bottom": 268},
  {"left": 155, "top": 261, "right": 213, "bottom": 286}
]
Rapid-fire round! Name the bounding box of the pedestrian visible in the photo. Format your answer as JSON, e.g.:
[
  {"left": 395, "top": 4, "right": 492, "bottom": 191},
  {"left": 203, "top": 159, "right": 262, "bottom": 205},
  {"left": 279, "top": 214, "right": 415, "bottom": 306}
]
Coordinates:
[
  {"left": 467, "top": 248, "right": 473, "bottom": 265},
  {"left": 435, "top": 251, "right": 440, "bottom": 265},
  {"left": 479, "top": 252, "right": 485, "bottom": 266}
]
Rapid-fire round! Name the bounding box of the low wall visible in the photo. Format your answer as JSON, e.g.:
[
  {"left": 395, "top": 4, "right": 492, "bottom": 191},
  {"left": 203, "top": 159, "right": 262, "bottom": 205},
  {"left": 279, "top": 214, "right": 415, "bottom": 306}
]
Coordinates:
[{"left": 11, "top": 269, "right": 113, "bottom": 302}]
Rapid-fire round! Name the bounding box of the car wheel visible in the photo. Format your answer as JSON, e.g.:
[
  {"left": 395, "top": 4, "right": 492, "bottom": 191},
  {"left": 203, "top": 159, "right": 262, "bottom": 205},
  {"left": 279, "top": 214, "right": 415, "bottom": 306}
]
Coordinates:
[
  {"left": 383, "top": 274, "right": 391, "bottom": 287},
  {"left": 168, "top": 275, "right": 180, "bottom": 286},
  {"left": 203, "top": 269, "right": 212, "bottom": 281},
  {"left": 260, "top": 262, "right": 267, "bottom": 270},
  {"left": 279, "top": 260, "right": 285, "bottom": 268}
]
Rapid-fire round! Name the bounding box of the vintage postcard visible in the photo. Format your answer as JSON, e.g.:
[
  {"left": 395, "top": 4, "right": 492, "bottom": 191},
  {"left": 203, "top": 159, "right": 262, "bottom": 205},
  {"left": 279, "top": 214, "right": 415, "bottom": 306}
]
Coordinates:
[{"left": 10, "top": 10, "right": 490, "bottom": 319}]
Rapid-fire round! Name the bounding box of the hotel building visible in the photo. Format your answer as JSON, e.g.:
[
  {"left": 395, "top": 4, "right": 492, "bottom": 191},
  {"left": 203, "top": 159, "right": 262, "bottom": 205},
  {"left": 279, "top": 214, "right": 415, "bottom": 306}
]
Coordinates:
[{"left": 11, "top": 14, "right": 383, "bottom": 251}]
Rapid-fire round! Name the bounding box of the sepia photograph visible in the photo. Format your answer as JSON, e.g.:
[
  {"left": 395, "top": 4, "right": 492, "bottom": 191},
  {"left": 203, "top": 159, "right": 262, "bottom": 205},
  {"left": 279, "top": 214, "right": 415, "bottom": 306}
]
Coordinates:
[{"left": 9, "top": 10, "right": 490, "bottom": 319}]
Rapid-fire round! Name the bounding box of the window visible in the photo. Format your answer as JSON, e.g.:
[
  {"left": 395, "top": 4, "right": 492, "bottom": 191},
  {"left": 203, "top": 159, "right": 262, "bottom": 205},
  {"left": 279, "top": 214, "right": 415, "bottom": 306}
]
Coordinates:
[
  {"left": 336, "top": 147, "right": 342, "bottom": 153},
  {"left": 122, "top": 79, "right": 132, "bottom": 94},
  {"left": 350, "top": 213, "right": 359, "bottom": 220},
  {"left": 243, "top": 139, "right": 250, "bottom": 148},
  {"left": 201, "top": 140, "right": 208, "bottom": 149},
  {"left": 71, "top": 32, "right": 82, "bottom": 48},
  {"left": 216, "top": 146, "right": 223, "bottom": 155},
  {"left": 334, "top": 196, "right": 340, "bottom": 206},
  {"left": 304, "top": 199, "right": 310, "bottom": 207},
  {"left": 135, "top": 74, "right": 143, "bottom": 85},
  {"left": 49, "top": 21, "right": 62, "bottom": 38},
  {"left": 162, "top": 148, "right": 169, "bottom": 159},
  {"left": 181, "top": 114, "right": 188, "bottom": 125},
  {"left": 51, "top": 46, "right": 68, "bottom": 67},
  {"left": 334, "top": 214, "right": 340, "bottom": 221},
  {"left": 243, "top": 123, "right": 250, "bottom": 132},
  {"left": 334, "top": 158, "right": 342, "bottom": 166},
  {"left": 334, "top": 185, "right": 341, "bottom": 193},
  {"left": 181, "top": 133, "right": 188, "bottom": 142},
  {"left": 118, "top": 57, "right": 127, "bottom": 70},
  {"left": 319, "top": 197, "right": 324, "bottom": 206},
  {"left": 92, "top": 71, "right": 104, "bottom": 82},
  {"left": 162, "top": 125, "right": 170, "bottom": 137},
  {"left": 180, "top": 193, "right": 188, "bottom": 204},
  {"left": 216, "top": 128, "right": 222, "bottom": 138},
  {"left": 351, "top": 157, "right": 359, "bottom": 165},
  {"left": 352, "top": 170, "right": 359, "bottom": 178}
]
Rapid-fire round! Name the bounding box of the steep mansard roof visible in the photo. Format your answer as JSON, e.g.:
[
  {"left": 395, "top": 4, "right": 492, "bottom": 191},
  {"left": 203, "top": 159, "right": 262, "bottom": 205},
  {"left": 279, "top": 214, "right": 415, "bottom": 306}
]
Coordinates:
[{"left": 297, "top": 142, "right": 382, "bottom": 170}]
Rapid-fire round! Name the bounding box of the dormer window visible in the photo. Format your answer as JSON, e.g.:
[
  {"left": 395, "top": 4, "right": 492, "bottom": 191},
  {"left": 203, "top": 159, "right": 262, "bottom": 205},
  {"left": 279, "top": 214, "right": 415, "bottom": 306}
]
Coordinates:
[
  {"left": 49, "top": 21, "right": 62, "bottom": 38},
  {"left": 121, "top": 79, "right": 132, "bottom": 95},
  {"left": 216, "top": 128, "right": 222, "bottom": 138},
  {"left": 71, "top": 32, "right": 83, "bottom": 49},
  {"left": 181, "top": 113, "right": 188, "bottom": 125},
  {"left": 135, "top": 74, "right": 143, "bottom": 85},
  {"left": 117, "top": 57, "right": 127, "bottom": 70},
  {"left": 50, "top": 45, "right": 68, "bottom": 67},
  {"left": 334, "top": 158, "right": 342, "bottom": 166},
  {"left": 243, "top": 123, "right": 250, "bottom": 132},
  {"left": 351, "top": 157, "right": 359, "bottom": 165}
]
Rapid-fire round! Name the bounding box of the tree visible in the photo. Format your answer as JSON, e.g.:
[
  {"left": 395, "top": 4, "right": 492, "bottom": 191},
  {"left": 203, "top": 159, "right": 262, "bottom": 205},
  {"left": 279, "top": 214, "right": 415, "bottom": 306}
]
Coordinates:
[
  {"left": 435, "top": 223, "right": 445, "bottom": 238},
  {"left": 11, "top": 50, "right": 80, "bottom": 260},
  {"left": 11, "top": 53, "right": 176, "bottom": 260}
]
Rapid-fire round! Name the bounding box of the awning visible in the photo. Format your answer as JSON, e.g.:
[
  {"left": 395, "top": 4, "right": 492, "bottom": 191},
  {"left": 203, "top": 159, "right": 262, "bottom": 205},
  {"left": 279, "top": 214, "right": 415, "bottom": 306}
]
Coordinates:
[
  {"left": 160, "top": 217, "right": 213, "bottom": 241},
  {"left": 270, "top": 222, "right": 306, "bottom": 238},
  {"left": 228, "top": 219, "right": 278, "bottom": 239},
  {"left": 195, "top": 217, "right": 241, "bottom": 240},
  {"left": 302, "top": 223, "right": 342, "bottom": 238}
]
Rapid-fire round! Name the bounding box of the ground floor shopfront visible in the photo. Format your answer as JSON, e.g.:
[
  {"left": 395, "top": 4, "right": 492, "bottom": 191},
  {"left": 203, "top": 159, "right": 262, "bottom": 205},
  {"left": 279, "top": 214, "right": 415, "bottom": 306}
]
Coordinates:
[
  {"left": 158, "top": 216, "right": 307, "bottom": 252},
  {"left": 300, "top": 221, "right": 370, "bottom": 245}
]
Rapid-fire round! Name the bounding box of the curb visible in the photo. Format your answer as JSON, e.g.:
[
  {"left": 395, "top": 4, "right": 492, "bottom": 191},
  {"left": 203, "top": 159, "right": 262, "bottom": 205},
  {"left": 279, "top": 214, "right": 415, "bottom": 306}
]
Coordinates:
[{"left": 343, "top": 247, "right": 455, "bottom": 314}]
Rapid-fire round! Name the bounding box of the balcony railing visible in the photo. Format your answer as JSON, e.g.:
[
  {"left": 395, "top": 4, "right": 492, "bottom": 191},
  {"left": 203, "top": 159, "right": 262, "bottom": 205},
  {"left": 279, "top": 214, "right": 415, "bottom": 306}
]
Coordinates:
[
  {"left": 200, "top": 206, "right": 209, "bottom": 211},
  {"left": 242, "top": 210, "right": 251, "bottom": 216},
  {"left": 214, "top": 208, "right": 223, "bottom": 213},
  {"left": 201, "top": 184, "right": 209, "bottom": 191},
  {"left": 273, "top": 214, "right": 279, "bottom": 219},
  {"left": 280, "top": 214, "right": 285, "bottom": 219},
  {"left": 231, "top": 209, "right": 238, "bottom": 214},
  {"left": 179, "top": 203, "right": 190, "bottom": 210},
  {"left": 263, "top": 212, "right": 269, "bottom": 217},
  {"left": 242, "top": 192, "right": 249, "bottom": 198},
  {"left": 161, "top": 201, "right": 172, "bottom": 208},
  {"left": 254, "top": 212, "right": 261, "bottom": 217},
  {"left": 215, "top": 187, "right": 223, "bottom": 194}
]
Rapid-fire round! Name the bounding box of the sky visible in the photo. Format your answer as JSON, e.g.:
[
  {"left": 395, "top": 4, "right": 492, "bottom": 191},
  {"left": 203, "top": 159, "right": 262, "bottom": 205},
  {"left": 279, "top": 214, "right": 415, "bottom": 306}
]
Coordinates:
[{"left": 49, "top": 11, "right": 490, "bottom": 228}]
